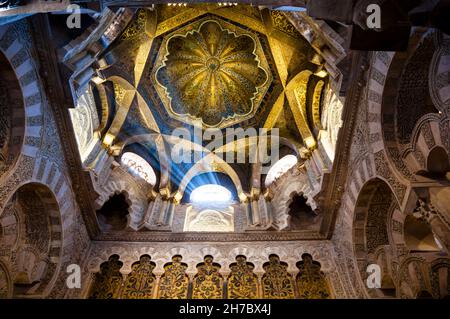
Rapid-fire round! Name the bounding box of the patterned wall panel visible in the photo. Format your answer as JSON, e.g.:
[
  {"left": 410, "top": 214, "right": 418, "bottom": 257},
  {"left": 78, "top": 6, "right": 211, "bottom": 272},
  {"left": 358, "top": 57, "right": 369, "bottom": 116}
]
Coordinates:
[
  {"left": 158, "top": 255, "right": 189, "bottom": 299},
  {"left": 89, "top": 255, "right": 123, "bottom": 299},
  {"left": 296, "top": 254, "right": 330, "bottom": 299},
  {"left": 122, "top": 255, "right": 156, "bottom": 299},
  {"left": 227, "top": 255, "right": 258, "bottom": 299},
  {"left": 261, "top": 254, "right": 295, "bottom": 299},
  {"left": 86, "top": 251, "right": 339, "bottom": 299},
  {"left": 192, "top": 256, "right": 223, "bottom": 299}
]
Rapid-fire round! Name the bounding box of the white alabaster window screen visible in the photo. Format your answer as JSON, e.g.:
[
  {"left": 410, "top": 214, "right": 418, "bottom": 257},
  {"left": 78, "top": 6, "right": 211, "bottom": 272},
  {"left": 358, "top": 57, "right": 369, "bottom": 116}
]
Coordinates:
[
  {"left": 121, "top": 152, "right": 157, "bottom": 185},
  {"left": 265, "top": 155, "right": 298, "bottom": 187}
]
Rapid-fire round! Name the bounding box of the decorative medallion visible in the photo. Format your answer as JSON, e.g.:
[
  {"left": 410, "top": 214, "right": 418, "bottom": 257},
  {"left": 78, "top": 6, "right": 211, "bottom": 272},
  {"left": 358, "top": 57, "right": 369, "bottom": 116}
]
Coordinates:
[{"left": 154, "top": 17, "right": 272, "bottom": 128}]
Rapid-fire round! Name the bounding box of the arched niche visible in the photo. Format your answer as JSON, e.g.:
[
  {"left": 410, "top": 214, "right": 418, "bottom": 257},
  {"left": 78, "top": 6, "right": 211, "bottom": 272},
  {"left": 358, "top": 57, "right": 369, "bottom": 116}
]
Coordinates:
[
  {"left": 397, "top": 258, "right": 435, "bottom": 299},
  {"left": 158, "top": 255, "right": 189, "bottom": 299},
  {"left": 287, "top": 193, "right": 320, "bottom": 231},
  {"left": 0, "top": 183, "right": 63, "bottom": 298},
  {"left": 120, "top": 142, "right": 162, "bottom": 187},
  {"left": 0, "top": 50, "right": 25, "bottom": 179},
  {"left": 227, "top": 255, "right": 258, "bottom": 299},
  {"left": 122, "top": 254, "right": 156, "bottom": 299},
  {"left": 353, "top": 178, "right": 399, "bottom": 297},
  {"left": 372, "top": 246, "right": 397, "bottom": 298},
  {"left": 192, "top": 255, "right": 223, "bottom": 299},
  {"left": 96, "top": 192, "right": 130, "bottom": 231}
]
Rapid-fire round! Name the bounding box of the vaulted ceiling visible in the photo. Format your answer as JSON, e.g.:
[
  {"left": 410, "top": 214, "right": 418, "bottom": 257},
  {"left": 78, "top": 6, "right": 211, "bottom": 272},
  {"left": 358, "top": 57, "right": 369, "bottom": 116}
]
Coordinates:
[{"left": 67, "top": 4, "right": 333, "bottom": 197}]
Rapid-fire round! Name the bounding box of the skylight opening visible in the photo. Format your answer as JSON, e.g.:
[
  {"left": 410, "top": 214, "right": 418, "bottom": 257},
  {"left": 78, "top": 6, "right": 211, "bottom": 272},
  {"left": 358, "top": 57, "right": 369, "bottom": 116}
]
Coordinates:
[{"left": 190, "top": 184, "right": 233, "bottom": 206}]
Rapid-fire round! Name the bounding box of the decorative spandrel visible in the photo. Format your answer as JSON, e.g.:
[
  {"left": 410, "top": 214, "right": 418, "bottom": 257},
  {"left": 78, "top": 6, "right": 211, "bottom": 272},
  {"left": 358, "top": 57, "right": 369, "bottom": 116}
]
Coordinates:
[
  {"left": 154, "top": 17, "right": 271, "bottom": 128},
  {"left": 227, "top": 255, "right": 258, "bottom": 299},
  {"left": 192, "top": 255, "right": 223, "bottom": 299},
  {"left": 296, "top": 254, "right": 330, "bottom": 299},
  {"left": 158, "top": 255, "right": 189, "bottom": 299},
  {"left": 261, "top": 254, "right": 295, "bottom": 299},
  {"left": 89, "top": 255, "right": 123, "bottom": 299},
  {"left": 122, "top": 255, "right": 156, "bottom": 299}
]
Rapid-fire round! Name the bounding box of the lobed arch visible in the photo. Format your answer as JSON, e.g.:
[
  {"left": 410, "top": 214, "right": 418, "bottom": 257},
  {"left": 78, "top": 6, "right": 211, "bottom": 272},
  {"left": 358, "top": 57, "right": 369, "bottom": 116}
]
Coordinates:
[
  {"left": 268, "top": 165, "right": 316, "bottom": 231},
  {"left": 94, "top": 178, "right": 147, "bottom": 231},
  {"left": 84, "top": 249, "right": 336, "bottom": 299}
]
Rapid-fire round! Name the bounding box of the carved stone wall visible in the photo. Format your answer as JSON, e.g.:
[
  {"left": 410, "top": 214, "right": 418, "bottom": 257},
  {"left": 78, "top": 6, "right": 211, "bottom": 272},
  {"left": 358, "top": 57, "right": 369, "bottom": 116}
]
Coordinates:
[
  {"left": 79, "top": 240, "right": 347, "bottom": 299},
  {"left": 1, "top": 8, "right": 449, "bottom": 301},
  {"left": 83, "top": 249, "right": 337, "bottom": 299},
  {"left": 0, "top": 21, "right": 90, "bottom": 299},
  {"left": 331, "top": 29, "right": 450, "bottom": 299}
]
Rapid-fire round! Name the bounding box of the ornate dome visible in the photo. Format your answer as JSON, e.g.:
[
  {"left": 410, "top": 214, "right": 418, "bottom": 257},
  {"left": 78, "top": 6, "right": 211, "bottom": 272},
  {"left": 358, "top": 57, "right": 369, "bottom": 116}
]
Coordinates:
[{"left": 155, "top": 19, "right": 271, "bottom": 127}]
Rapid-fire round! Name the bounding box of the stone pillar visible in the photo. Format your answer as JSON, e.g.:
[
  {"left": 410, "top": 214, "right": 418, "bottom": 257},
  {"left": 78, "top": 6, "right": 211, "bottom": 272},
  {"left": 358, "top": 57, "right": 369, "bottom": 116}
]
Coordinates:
[
  {"left": 246, "top": 188, "right": 274, "bottom": 230},
  {"left": 256, "top": 273, "right": 264, "bottom": 299},
  {"left": 152, "top": 274, "right": 162, "bottom": 299},
  {"left": 143, "top": 191, "right": 174, "bottom": 231},
  {"left": 221, "top": 272, "right": 229, "bottom": 299},
  {"left": 290, "top": 271, "right": 299, "bottom": 299}
]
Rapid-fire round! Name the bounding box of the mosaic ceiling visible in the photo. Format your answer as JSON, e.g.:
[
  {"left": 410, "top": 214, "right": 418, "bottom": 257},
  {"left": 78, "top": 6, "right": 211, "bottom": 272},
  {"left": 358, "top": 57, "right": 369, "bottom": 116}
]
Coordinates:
[
  {"left": 154, "top": 18, "right": 272, "bottom": 128},
  {"left": 73, "top": 5, "right": 329, "bottom": 195},
  {"left": 98, "top": 5, "right": 317, "bottom": 137}
]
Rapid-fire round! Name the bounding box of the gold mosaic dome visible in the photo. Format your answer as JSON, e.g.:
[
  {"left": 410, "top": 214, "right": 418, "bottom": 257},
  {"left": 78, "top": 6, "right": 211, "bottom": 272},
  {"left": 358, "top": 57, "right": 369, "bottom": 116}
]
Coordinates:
[{"left": 155, "top": 19, "right": 271, "bottom": 127}]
